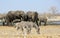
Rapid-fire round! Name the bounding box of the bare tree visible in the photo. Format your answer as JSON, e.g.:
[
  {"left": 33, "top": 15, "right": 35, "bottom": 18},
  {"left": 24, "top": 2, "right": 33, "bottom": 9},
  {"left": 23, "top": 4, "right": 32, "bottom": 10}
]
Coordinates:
[{"left": 49, "top": 6, "right": 58, "bottom": 16}]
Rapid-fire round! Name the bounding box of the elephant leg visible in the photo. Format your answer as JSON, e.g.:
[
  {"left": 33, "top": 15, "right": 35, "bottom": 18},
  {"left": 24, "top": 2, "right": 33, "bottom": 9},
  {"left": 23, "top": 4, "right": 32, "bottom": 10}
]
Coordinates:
[
  {"left": 6, "top": 22, "right": 8, "bottom": 25},
  {"left": 29, "top": 19, "right": 31, "bottom": 22},
  {"left": 7, "top": 22, "right": 12, "bottom": 26},
  {"left": 7, "top": 22, "right": 10, "bottom": 26},
  {"left": 44, "top": 21, "right": 46, "bottom": 26},
  {"left": 37, "top": 27, "right": 40, "bottom": 34},
  {"left": 36, "top": 20, "right": 39, "bottom": 26},
  {"left": 8, "top": 22, "right": 13, "bottom": 26},
  {"left": 34, "top": 24, "right": 40, "bottom": 34},
  {"left": 20, "top": 18, "right": 22, "bottom": 22},
  {"left": 39, "top": 21, "right": 41, "bottom": 26},
  {"left": 3, "top": 22, "right": 5, "bottom": 26},
  {"left": 10, "top": 22, "right": 13, "bottom": 26}
]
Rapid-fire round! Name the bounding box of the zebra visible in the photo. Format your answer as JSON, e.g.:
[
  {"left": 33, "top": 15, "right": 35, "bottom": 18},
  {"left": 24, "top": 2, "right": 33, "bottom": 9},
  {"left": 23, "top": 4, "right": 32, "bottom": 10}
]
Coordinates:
[{"left": 14, "top": 21, "right": 40, "bottom": 34}]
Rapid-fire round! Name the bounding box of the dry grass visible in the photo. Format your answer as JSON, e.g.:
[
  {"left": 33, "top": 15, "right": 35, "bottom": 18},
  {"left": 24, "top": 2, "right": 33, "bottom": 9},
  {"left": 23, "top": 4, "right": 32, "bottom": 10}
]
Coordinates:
[{"left": 0, "top": 25, "right": 60, "bottom": 38}]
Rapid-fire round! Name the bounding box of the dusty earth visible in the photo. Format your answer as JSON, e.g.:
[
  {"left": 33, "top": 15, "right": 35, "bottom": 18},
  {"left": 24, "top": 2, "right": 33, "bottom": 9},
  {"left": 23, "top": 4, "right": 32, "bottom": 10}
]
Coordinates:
[{"left": 0, "top": 25, "right": 60, "bottom": 38}]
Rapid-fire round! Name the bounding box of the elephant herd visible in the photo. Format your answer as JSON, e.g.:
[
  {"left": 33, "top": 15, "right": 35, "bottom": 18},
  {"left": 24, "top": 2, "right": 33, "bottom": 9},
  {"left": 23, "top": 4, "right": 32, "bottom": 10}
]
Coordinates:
[{"left": 3, "top": 10, "right": 47, "bottom": 27}]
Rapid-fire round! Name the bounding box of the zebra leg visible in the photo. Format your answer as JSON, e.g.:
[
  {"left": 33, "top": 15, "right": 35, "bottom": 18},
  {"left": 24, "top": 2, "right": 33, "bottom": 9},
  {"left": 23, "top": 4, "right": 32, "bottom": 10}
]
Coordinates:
[
  {"left": 26, "top": 26, "right": 31, "bottom": 34},
  {"left": 21, "top": 27, "right": 24, "bottom": 32}
]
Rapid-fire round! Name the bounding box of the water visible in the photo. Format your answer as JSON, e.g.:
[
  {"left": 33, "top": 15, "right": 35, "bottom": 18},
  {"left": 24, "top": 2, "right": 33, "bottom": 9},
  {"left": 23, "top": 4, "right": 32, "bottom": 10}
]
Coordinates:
[
  {"left": 0, "top": 22, "right": 3, "bottom": 25},
  {"left": 0, "top": 21, "right": 60, "bottom": 25},
  {"left": 47, "top": 21, "right": 60, "bottom": 25}
]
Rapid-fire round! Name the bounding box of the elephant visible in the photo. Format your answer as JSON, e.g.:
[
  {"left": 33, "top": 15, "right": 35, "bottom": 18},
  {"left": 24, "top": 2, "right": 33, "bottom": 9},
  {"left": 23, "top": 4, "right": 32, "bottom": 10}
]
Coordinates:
[
  {"left": 5, "top": 10, "right": 25, "bottom": 25},
  {"left": 25, "top": 11, "right": 39, "bottom": 26},
  {"left": 22, "top": 13, "right": 28, "bottom": 21},
  {"left": 0, "top": 14, "right": 6, "bottom": 26},
  {"left": 38, "top": 16, "right": 47, "bottom": 26}
]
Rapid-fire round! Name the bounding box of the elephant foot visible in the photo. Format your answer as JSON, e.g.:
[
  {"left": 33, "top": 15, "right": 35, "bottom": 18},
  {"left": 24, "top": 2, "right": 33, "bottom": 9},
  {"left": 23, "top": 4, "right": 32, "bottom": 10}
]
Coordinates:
[
  {"left": 37, "top": 28, "right": 40, "bottom": 34},
  {"left": 44, "top": 24, "right": 46, "bottom": 26},
  {"left": 37, "top": 32, "right": 40, "bottom": 34}
]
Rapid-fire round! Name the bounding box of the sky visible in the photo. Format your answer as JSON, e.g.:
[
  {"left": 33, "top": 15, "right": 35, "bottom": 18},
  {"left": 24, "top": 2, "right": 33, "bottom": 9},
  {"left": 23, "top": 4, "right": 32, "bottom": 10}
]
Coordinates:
[{"left": 0, "top": 0, "right": 60, "bottom": 14}]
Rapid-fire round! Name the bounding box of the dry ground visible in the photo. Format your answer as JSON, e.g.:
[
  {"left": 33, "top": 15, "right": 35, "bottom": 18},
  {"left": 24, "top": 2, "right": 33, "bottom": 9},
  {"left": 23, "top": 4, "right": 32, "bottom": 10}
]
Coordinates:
[{"left": 0, "top": 25, "right": 60, "bottom": 38}]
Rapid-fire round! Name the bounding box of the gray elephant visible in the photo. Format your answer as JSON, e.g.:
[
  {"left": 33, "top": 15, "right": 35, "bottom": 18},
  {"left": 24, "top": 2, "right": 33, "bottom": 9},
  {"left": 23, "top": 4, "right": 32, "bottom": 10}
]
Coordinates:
[
  {"left": 38, "top": 16, "right": 47, "bottom": 26},
  {"left": 25, "top": 11, "right": 39, "bottom": 26},
  {"left": 5, "top": 10, "right": 25, "bottom": 25}
]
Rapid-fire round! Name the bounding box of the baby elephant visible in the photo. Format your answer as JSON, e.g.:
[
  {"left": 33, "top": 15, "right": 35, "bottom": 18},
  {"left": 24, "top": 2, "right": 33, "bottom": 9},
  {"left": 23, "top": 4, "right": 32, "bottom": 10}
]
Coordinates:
[{"left": 14, "top": 21, "right": 40, "bottom": 34}]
